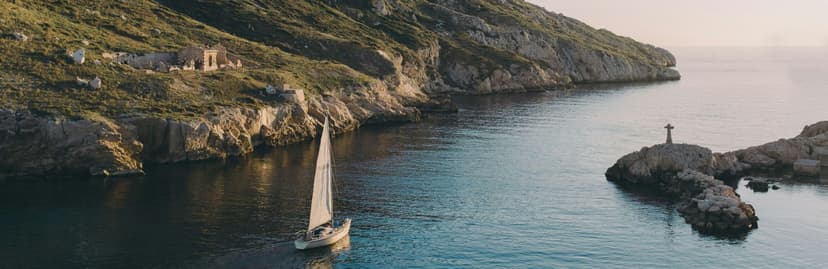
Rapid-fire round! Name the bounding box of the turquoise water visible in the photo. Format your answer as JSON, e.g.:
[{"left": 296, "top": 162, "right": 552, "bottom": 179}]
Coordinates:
[{"left": 2, "top": 47, "right": 828, "bottom": 268}]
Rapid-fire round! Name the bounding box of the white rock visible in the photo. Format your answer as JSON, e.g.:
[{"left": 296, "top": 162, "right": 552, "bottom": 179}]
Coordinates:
[
  {"left": 75, "top": 77, "right": 89, "bottom": 86},
  {"left": 81, "top": 39, "right": 90, "bottom": 46},
  {"left": 72, "top": 49, "right": 85, "bottom": 65},
  {"left": 13, "top": 32, "right": 28, "bottom": 42},
  {"left": 89, "top": 77, "right": 101, "bottom": 89},
  {"left": 93, "top": 60, "right": 102, "bottom": 65}
]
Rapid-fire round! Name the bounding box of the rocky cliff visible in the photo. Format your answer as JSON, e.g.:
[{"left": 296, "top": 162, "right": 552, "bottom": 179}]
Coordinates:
[{"left": 0, "top": 0, "right": 679, "bottom": 178}]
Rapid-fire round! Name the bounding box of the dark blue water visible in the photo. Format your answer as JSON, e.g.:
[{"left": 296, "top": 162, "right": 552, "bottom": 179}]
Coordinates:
[{"left": 2, "top": 47, "right": 828, "bottom": 268}]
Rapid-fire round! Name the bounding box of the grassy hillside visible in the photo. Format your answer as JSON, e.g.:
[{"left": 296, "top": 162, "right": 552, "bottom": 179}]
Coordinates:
[
  {"left": 0, "top": 0, "right": 373, "bottom": 119},
  {"left": 0, "top": 0, "right": 677, "bottom": 120}
]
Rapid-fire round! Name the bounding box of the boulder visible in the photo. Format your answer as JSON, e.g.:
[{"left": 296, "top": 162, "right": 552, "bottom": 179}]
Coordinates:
[
  {"left": 75, "top": 77, "right": 89, "bottom": 86},
  {"left": 745, "top": 178, "right": 769, "bottom": 192},
  {"left": 72, "top": 49, "right": 85, "bottom": 64},
  {"left": 772, "top": 185, "right": 781, "bottom": 190},
  {"left": 733, "top": 139, "right": 812, "bottom": 169},
  {"left": 13, "top": 32, "right": 27, "bottom": 41},
  {"left": 89, "top": 77, "right": 102, "bottom": 89}
]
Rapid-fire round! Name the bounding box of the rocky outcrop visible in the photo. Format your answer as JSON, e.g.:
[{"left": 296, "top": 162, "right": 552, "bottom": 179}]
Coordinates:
[
  {"left": 422, "top": 1, "right": 679, "bottom": 87},
  {"left": 798, "top": 121, "right": 828, "bottom": 138},
  {"left": 677, "top": 177, "right": 758, "bottom": 233},
  {"left": 606, "top": 144, "right": 758, "bottom": 234},
  {"left": 125, "top": 106, "right": 314, "bottom": 163},
  {"left": 607, "top": 120, "right": 828, "bottom": 235},
  {"left": 0, "top": 109, "right": 143, "bottom": 177},
  {"left": 715, "top": 122, "right": 828, "bottom": 175},
  {"left": 605, "top": 143, "right": 718, "bottom": 183},
  {"left": 744, "top": 177, "right": 771, "bottom": 192},
  {"left": 0, "top": 83, "right": 423, "bottom": 178}
]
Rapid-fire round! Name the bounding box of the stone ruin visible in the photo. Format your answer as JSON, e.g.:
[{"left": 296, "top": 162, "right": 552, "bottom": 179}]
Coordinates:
[
  {"left": 102, "top": 44, "right": 242, "bottom": 72},
  {"left": 264, "top": 84, "right": 307, "bottom": 111}
]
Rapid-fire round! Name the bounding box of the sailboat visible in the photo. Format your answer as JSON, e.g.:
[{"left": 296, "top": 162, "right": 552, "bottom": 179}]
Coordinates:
[{"left": 295, "top": 117, "right": 351, "bottom": 250}]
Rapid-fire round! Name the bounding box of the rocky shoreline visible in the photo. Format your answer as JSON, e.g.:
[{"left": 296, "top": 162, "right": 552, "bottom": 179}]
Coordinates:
[
  {"left": 606, "top": 121, "right": 828, "bottom": 234},
  {"left": 0, "top": 91, "right": 423, "bottom": 179},
  {"left": 1, "top": 0, "right": 685, "bottom": 179}
]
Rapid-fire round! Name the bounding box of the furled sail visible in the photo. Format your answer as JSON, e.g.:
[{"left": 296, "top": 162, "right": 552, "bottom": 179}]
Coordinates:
[{"left": 308, "top": 118, "right": 334, "bottom": 230}]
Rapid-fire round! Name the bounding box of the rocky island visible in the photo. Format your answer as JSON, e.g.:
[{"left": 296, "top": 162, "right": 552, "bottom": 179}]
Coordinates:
[
  {"left": 606, "top": 121, "right": 828, "bottom": 234},
  {"left": 0, "top": 0, "right": 679, "bottom": 178}
]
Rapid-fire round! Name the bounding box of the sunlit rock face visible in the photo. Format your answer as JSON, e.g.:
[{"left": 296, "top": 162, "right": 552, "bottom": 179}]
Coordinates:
[{"left": 606, "top": 145, "right": 758, "bottom": 234}]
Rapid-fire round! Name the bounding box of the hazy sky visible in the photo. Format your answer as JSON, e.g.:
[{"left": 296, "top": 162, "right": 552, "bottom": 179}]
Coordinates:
[{"left": 527, "top": 0, "right": 828, "bottom": 47}]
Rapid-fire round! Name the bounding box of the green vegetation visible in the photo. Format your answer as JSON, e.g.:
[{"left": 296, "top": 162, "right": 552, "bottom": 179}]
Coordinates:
[
  {"left": 0, "top": 1, "right": 374, "bottom": 119},
  {"left": 0, "top": 0, "right": 674, "bottom": 120}
]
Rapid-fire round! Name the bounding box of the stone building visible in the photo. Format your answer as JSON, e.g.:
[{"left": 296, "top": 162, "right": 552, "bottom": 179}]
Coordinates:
[
  {"left": 104, "top": 44, "right": 241, "bottom": 72},
  {"left": 177, "top": 44, "right": 241, "bottom": 72}
]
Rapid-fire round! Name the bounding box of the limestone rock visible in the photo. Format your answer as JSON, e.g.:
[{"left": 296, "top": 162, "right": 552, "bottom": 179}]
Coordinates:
[
  {"left": 730, "top": 138, "right": 814, "bottom": 172},
  {"left": 798, "top": 121, "right": 828, "bottom": 138},
  {"left": 678, "top": 185, "right": 758, "bottom": 233},
  {"left": 89, "top": 76, "right": 101, "bottom": 89},
  {"left": 13, "top": 32, "right": 27, "bottom": 41},
  {"left": 793, "top": 159, "right": 820, "bottom": 177},
  {"left": 605, "top": 143, "right": 717, "bottom": 185},
  {"left": 72, "top": 49, "right": 85, "bottom": 64},
  {"left": 75, "top": 77, "right": 89, "bottom": 86},
  {"left": 607, "top": 145, "right": 759, "bottom": 234},
  {"left": 0, "top": 109, "right": 143, "bottom": 177}
]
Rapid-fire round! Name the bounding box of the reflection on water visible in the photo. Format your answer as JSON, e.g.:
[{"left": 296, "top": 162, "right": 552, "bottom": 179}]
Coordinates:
[
  {"left": 2, "top": 47, "right": 828, "bottom": 268},
  {"left": 190, "top": 236, "right": 351, "bottom": 269}
]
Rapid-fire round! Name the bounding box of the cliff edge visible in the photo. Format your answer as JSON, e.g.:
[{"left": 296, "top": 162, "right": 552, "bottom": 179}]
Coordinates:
[{"left": 0, "top": 0, "right": 679, "bottom": 178}]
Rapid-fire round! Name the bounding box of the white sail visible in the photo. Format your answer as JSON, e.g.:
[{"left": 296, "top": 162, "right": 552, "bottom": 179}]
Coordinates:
[{"left": 308, "top": 118, "right": 334, "bottom": 230}]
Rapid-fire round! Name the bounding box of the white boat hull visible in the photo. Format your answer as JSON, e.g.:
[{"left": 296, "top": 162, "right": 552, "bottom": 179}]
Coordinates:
[{"left": 295, "top": 219, "right": 351, "bottom": 250}]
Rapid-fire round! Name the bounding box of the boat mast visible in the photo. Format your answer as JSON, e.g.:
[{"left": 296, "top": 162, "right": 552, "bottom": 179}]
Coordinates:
[{"left": 328, "top": 117, "right": 336, "bottom": 225}]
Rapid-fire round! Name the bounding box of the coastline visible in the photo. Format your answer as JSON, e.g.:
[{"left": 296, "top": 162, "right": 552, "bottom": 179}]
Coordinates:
[
  {"left": 606, "top": 121, "right": 828, "bottom": 234},
  {"left": 0, "top": 75, "right": 681, "bottom": 180}
]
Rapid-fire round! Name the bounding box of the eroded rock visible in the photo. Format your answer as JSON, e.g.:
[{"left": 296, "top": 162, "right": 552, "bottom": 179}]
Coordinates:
[
  {"left": 13, "top": 32, "right": 27, "bottom": 41},
  {"left": 605, "top": 143, "right": 717, "bottom": 185},
  {"left": 72, "top": 48, "right": 85, "bottom": 64},
  {"left": 607, "top": 144, "right": 759, "bottom": 234},
  {"left": 89, "top": 76, "right": 102, "bottom": 89},
  {"left": 0, "top": 109, "right": 143, "bottom": 177}
]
